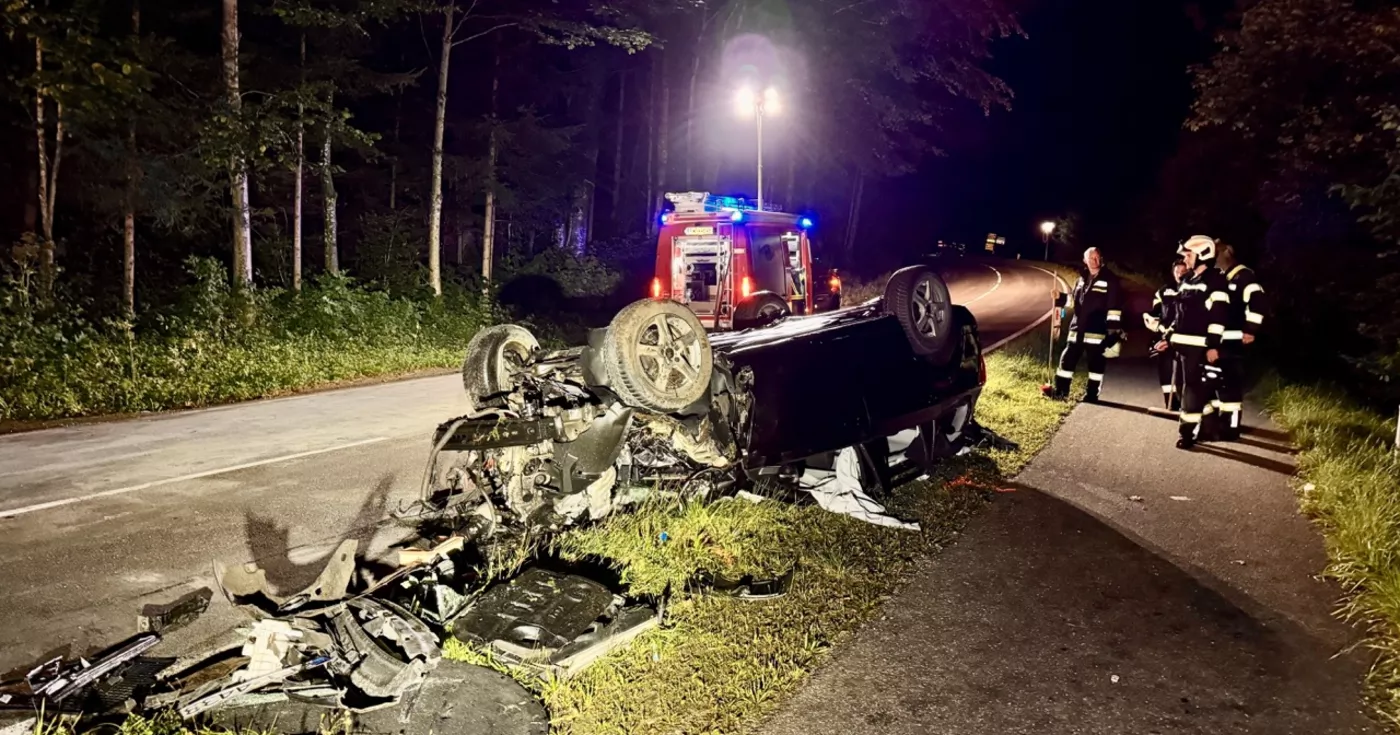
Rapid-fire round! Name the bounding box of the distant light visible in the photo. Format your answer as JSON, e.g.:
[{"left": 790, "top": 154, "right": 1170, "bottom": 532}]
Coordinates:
[
  {"left": 763, "top": 87, "right": 780, "bottom": 115},
  {"left": 730, "top": 210, "right": 744, "bottom": 223},
  {"left": 799, "top": 217, "right": 814, "bottom": 229},
  {"left": 735, "top": 86, "right": 757, "bottom": 117},
  {"left": 660, "top": 212, "right": 671, "bottom": 225},
  {"left": 1040, "top": 221, "right": 1056, "bottom": 235}
]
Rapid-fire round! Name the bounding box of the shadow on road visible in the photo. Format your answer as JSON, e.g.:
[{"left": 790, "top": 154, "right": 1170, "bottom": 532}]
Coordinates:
[
  {"left": 1192, "top": 444, "right": 1297, "bottom": 476},
  {"left": 242, "top": 474, "right": 394, "bottom": 595}
]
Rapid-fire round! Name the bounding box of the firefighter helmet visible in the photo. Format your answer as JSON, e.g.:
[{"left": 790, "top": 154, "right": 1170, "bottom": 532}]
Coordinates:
[{"left": 1178, "top": 235, "right": 1217, "bottom": 264}]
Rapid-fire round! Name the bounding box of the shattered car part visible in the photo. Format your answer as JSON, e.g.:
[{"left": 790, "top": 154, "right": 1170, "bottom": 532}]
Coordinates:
[
  {"left": 451, "top": 567, "right": 662, "bottom": 680},
  {"left": 451, "top": 568, "right": 614, "bottom": 651},
  {"left": 215, "top": 540, "right": 359, "bottom": 614},
  {"left": 328, "top": 599, "right": 441, "bottom": 703},
  {"left": 178, "top": 656, "right": 330, "bottom": 719},
  {"left": 356, "top": 660, "right": 549, "bottom": 735},
  {"left": 690, "top": 565, "right": 796, "bottom": 601},
  {"left": 138, "top": 587, "right": 213, "bottom": 635},
  {"left": 24, "top": 633, "right": 161, "bottom": 707}
]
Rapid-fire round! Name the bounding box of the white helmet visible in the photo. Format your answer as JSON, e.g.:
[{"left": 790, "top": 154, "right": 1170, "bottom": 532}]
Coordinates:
[{"left": 1178, "top": 235, "right": 1217, "bottom": 263}]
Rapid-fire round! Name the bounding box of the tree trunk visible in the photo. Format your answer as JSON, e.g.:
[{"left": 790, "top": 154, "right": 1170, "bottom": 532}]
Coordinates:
[
  {"left": 123, "top": 0, "right": 141, "bottom": 315},
  {"left": 645, "top": 57, "right": 656, "bottom": 235},
  {"left": 222, "top": 0, "right": 253, "bottom": 286},
  {"left": 292, "top": 32, "right": 304, "bottom": 291},
  {"left": 426, "top": 3, "right": 453, "bottom": 296},
  {"left": 322, "top": 94, "right": 338, "bottom": 275},
  {"left": 390, "top": 92, "right": 401, "bottom": 211},
  {"left": 34, "top": 37, "right": 64, "bottom": 283},
  {"left": 34, "top": 38, "right": 51, "bottom": 274},
  {"left": 481, "top": 47, "right": 500, "bottom": 286},
  {"left": 843, "top": 173, "right": 865, "bottom": 264},
  {"left": 684, "top": 14, "right": 709, "bottom": 189},
  {"left": 611, "top": 73, "right": 626, "bottom": 227}
]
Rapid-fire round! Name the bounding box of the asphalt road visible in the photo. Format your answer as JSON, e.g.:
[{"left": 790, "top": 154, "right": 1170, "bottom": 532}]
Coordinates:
[
  {"left": 0, "top": 257, "right": 1060, "bottom": 674},
  {"left": 760, "top": 350, "right": 1376, "bottom": 733}
]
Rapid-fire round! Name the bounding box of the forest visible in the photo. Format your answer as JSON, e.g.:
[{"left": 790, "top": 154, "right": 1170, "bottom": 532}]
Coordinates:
[{"left": 0, "top": 0, "right": 1021, "bottom": 421}]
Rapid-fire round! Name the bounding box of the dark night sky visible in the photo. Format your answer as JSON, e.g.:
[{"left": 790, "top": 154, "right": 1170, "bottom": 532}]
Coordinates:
[{"left": 860, "top": 0, "right": 1230, "bottom": 265}]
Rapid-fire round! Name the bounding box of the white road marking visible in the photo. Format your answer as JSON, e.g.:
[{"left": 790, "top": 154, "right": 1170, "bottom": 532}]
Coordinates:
[
  {"left": 0, "top": 436, "right": 391, "bottom": 520},
  {"left": 961, "top": 264, "right": 1004, "bottom": 306},
  {"left": 984, "top": 264, "right": 1071, "bottom": 354}
]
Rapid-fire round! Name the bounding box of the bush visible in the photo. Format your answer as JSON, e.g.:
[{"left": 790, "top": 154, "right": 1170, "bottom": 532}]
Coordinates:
[{"left": 0, "top": 256, "right": 499, "bottom": 422}]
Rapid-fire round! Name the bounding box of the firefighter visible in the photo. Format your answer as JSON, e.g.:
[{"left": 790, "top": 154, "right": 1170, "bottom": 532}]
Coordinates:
[
  {"left": 1042, "top": 247, "right": 1123, "bottom": 403},
  {"left": 1144, "top": 258, "right": 1188, "bottom": 411},
  {"left": 1155, "top": 236, "right": 1231, "bottom": 450},
  {"left": 1213, "top": 242, "right": 1269, "bottom": 441}
]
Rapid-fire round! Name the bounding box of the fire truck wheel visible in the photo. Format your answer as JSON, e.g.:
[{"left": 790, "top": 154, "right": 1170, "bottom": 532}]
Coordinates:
[
  {"left": 603, "top": 299, "right": 714, "bottom": 413},
  {"left": 733, "top": 291, "right": 790, "bottom": 330},
  {"left": 461, "top": 324, "right": 540, "bottom": 412},
  {"left": 883, "top": 266, "right": 955, "bottom": 362}
]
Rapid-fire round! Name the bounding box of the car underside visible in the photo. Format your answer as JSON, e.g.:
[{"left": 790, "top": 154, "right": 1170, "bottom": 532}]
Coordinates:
[{"left": 408, "top": 265, "right": 987, "bottom": 553}]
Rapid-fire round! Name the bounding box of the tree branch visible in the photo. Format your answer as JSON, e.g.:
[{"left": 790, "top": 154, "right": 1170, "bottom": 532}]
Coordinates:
[{"left": 452, "top": 22, "right": 515, "bottom": 47}]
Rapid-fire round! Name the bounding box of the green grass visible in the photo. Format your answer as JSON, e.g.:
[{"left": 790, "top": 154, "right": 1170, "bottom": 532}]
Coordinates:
[
  {"left": 1266, "top": 381, "right": 1400, "bottom": 726},
  {"left": 445, "top": 340, "right": 1076, "bottom": 734}
]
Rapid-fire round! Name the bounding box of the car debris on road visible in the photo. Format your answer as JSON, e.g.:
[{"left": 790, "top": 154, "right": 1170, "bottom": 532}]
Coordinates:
[{"left": 0, "top": 267, "right": 1001, "bottom": 734}]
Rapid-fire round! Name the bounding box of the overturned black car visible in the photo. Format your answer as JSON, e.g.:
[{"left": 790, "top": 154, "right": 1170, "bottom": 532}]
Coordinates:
[{"left": 414, "top": 265, "right": 987, "bottom": 545}]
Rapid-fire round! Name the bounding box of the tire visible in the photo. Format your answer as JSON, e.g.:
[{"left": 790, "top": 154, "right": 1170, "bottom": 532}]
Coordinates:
[
  {"left": 602, "top": 299, "right": 714, "bottom": 413},
  {"left": 733, "top": 291, "right": 790, "bottom": 330},
  {"left": 883, "top": 265, "right": 955, "bottom": 362},
  {"left": 461, "top": 324, "right": 539, "bottom": 411}
]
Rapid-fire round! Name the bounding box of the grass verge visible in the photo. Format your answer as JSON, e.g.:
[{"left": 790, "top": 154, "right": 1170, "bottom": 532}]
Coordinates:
[
  {"left": 1266, "top": 380, "right": 1400, "bottom": 726},
  {"left": 447, "top": 338, "right": 1077, "bottom": 734}
]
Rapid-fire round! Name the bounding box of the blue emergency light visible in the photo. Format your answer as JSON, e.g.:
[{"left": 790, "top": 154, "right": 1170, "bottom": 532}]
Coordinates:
[
  {"left": 799, "top": 217, "right": 814, "bottom": 229},
  {"left": 730, "top": 210, "right": 745, "bottom": 223}
]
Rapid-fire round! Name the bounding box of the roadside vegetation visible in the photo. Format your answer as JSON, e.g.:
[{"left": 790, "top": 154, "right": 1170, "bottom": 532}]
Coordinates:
[
  {"left": 0, "top": 256, "right": 500, "bottom": 423},
  {"left": 1267, "top": 381, "right": 1400, "bottom": 725},
  {"left": 446, "top": 338, "right": 1075, "bottom": 734}
]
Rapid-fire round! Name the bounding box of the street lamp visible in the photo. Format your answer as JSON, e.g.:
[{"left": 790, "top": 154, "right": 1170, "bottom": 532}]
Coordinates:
[
  {"left": 736, "top": 85, "right": 779, "bottom": 210},
  {"left": 1040, "top": 221, "right": 1056, "bottom": 261}
]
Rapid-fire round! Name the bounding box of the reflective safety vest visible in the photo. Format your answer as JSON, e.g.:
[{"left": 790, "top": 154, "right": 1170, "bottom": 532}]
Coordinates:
[
  {"left": 1145, "top": 281, "right": 1180, "bottom": 334},
  {"left": 1065, "top": 269, "right": 1122, "bottom": 345},
  {"left": 1165, "top": 266, "right": 1230, "bottom": 350},
  {"left": 1223, "top": 264, "right": 1268, "bottom": 343}
]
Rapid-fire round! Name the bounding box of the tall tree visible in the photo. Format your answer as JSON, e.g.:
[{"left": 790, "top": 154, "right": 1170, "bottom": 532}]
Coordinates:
[
  {"left": 222, "top": 0, "right": 254, "bottom": 286},
  {"left": 123, "top": 0, "right": 140, "bottom": 315},
  {"left": 292, "top": 32, "right": 305, "bottom": 290}
]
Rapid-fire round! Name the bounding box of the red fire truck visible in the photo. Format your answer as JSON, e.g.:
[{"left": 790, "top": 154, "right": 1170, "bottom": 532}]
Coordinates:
[{"left": 652, "top": 192, "right": 842, "bottom": 331}]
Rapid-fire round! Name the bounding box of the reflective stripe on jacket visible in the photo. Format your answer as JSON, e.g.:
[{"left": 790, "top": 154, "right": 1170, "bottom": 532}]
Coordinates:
[
  {"left": 1165, "top": 266, "right": 1229, "bottom": 350},
  {"left": 1067, "top": 268, "right": 1122, "bottom": 337}
]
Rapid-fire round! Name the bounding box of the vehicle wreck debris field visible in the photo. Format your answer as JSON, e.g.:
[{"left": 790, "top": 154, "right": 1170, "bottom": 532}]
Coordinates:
[{"left": 0, "top": 266, "right": 991, "bottom": 735}]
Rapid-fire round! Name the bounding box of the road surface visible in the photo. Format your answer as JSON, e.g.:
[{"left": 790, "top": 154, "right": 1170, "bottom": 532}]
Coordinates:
[{"left": 0, "top": 257, "right": 1058, "bottom": 673}]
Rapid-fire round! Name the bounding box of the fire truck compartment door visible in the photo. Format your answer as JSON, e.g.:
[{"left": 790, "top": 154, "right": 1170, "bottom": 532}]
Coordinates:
[{"left": 674, "top": 236, "right": 730, "bottom": 316}]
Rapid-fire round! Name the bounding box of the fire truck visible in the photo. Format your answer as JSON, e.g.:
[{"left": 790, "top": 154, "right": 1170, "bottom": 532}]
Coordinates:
[{"left": 652, "top": 192, "right": 842, "bottom": 331}]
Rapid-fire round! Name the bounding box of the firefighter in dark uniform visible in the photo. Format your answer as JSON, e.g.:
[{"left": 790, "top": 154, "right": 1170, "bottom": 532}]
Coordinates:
[
  {"left": 1144, "top": 258, "right": 1188, "bottom": 411},
  {"left": 1042, "top": 247, "right": 1123, "bottom": 403},
  {"left": 1156, "top": 236, "right": 1231, "bottom": 450},
  {"left": 1213, "top": 242, "right": 1269, "bottom": 441}
]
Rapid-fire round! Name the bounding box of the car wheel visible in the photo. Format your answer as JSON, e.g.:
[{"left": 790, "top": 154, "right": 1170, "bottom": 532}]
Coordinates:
[
  {"left": 883, "top": 265, "right": 955, "bottom": 362},
  {"left": 602, "top": 299, "right": 714, "bottom": 413},
  {"left": 733, "top": 291, "right": 789, "bottom": 330},
  {"left": 461, "top": 324, "right": 539, "bottom": 412}
]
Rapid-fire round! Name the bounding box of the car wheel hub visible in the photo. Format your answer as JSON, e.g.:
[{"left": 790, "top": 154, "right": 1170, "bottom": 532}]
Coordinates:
[{"left": 637, "top": 314, "right": 703, "bottom": 392}]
